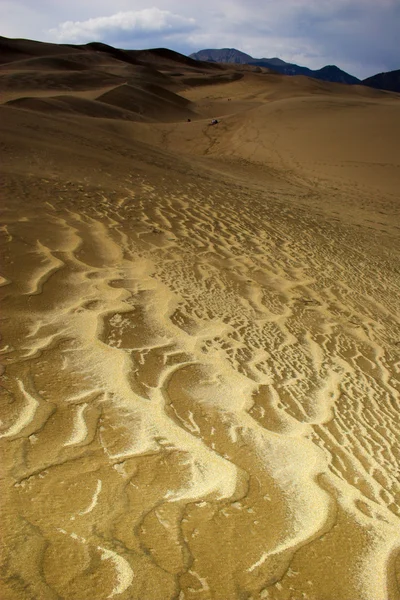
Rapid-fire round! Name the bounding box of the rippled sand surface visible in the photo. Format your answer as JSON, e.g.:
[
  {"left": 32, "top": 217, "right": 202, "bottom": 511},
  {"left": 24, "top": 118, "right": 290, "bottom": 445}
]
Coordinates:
[{"left": 1, "top": 41, "right": 400, "bottom": 600}]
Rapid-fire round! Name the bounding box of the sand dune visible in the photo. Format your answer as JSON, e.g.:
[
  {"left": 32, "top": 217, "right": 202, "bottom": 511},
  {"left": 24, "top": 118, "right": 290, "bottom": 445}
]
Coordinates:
[
  {"left": 98, "top": 83, "right": 195, "bottom": 122},
  {"left": 0, "top": 69, "right": 124, "bottom": 93},
  {"left": 1, "top": 37, "right": 400, "bottom": 600},
  {"left": 0, "top": 36, "right": 85, "bottom": 63},
  {"left": 0, "top": 55, "right": 92, "bottom": 71},
  {"left": 5, "top": 95, "right": 146, "bottom": 121}
]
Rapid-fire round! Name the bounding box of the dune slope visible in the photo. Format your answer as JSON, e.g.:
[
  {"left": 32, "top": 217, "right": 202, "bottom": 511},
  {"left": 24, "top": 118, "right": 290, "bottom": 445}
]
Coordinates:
[{"left": 1, "top": 37, "right": 400, "bottom": 600}]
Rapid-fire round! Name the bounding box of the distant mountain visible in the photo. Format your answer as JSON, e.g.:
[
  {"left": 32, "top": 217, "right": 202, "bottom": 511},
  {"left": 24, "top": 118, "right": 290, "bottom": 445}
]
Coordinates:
[
  {"left": 249, "top": 60, "right": 360, "bottom": 84},
  {"left": 362, "top": 69, "right": 400, "bottom": 93},
  {"left": 190, "top": 48, "right": 360, "bottom": 85},
  {"left": 312, "top": 65, "right": 360, "bottom": 85},
  {"left": 190, "top": 48, "right": 254, "bottom": 64}
]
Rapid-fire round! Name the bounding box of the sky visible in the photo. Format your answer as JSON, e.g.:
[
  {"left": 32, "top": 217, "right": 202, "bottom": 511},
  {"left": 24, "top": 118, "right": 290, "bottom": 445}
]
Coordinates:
[{"left": 1, "top": 0, "right": 399, "bottom": 79}]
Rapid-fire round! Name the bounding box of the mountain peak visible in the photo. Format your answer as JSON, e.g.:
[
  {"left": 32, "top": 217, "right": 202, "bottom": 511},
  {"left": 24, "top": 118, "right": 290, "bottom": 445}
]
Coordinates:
[{"left": 189, "top": 48, "right": 360, "bottom": 85}]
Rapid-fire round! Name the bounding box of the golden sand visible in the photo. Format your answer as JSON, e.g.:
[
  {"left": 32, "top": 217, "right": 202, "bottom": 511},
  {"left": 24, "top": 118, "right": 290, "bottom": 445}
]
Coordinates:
[{"left": 1, "top": 39, "right": 400, "bottom": 600}]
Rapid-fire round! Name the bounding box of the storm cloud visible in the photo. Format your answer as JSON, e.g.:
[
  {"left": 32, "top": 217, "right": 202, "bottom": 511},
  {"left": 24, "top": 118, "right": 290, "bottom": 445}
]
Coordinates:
[{"left": 1, "top": 0, "right": 398, "bottom": 78}]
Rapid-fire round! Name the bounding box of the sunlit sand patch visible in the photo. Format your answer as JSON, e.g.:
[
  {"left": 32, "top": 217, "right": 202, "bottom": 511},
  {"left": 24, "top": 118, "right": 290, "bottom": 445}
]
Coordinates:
[
  {"left": 0, "top": 380, "right": 39, "bottom": 438},
  {"left": 64, "top": 403, "right": 89, "bottom": 447},
  {"left": 1, "top": 56, "right": 399, "bottom": 599},
  {"left": 98, "top": 547, "right": 134, "bottom": 598},
  {"left": 23, "top": 241, "right": 64, "bottom": 296},
  {"left": 4, "top": 201, "right": 397, "bottom": 599}
]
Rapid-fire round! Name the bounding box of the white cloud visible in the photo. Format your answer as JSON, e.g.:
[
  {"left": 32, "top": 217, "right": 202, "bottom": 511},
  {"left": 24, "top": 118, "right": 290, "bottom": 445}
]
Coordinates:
[{"left": 49, "top": 7, "right": 196, "bottom": 43}]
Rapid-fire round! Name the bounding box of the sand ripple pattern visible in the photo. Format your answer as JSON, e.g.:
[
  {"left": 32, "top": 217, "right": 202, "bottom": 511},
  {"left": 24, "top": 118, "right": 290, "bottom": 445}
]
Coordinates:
[{"left": 1, "top": 178, "right": 399, "bottom": 600}]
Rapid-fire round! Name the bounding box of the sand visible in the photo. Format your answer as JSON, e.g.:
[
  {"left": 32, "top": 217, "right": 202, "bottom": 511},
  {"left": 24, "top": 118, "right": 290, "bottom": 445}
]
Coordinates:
[{"left": 1, "top": 37, "right": 400, "bottom": 600}]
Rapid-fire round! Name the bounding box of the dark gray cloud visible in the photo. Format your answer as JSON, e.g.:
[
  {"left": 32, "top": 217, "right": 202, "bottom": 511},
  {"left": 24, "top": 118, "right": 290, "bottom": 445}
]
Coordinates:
[{"left": 1, "top": 1, "right": 398, "bottom": 78}]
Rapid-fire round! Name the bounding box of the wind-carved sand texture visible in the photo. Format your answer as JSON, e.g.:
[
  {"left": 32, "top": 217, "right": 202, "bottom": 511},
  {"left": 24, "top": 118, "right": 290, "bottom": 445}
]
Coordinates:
[{"left": 1, "top": 37, "right": 400, "bottom": 600}]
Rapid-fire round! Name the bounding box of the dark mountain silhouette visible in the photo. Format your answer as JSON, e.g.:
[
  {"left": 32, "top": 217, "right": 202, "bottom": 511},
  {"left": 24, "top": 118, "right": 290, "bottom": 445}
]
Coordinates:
[
  {"left": 362, "top": 69, "right": 400, "bottom": 93},
  {"left": 191, "top": 48, "right": 254, "bottom": 64},
  {"left": 312, "top": 65, "right": 360, "bottom": 85},
  {"left": 190, "top": 48, "right": 360, "bottom": 85}
]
